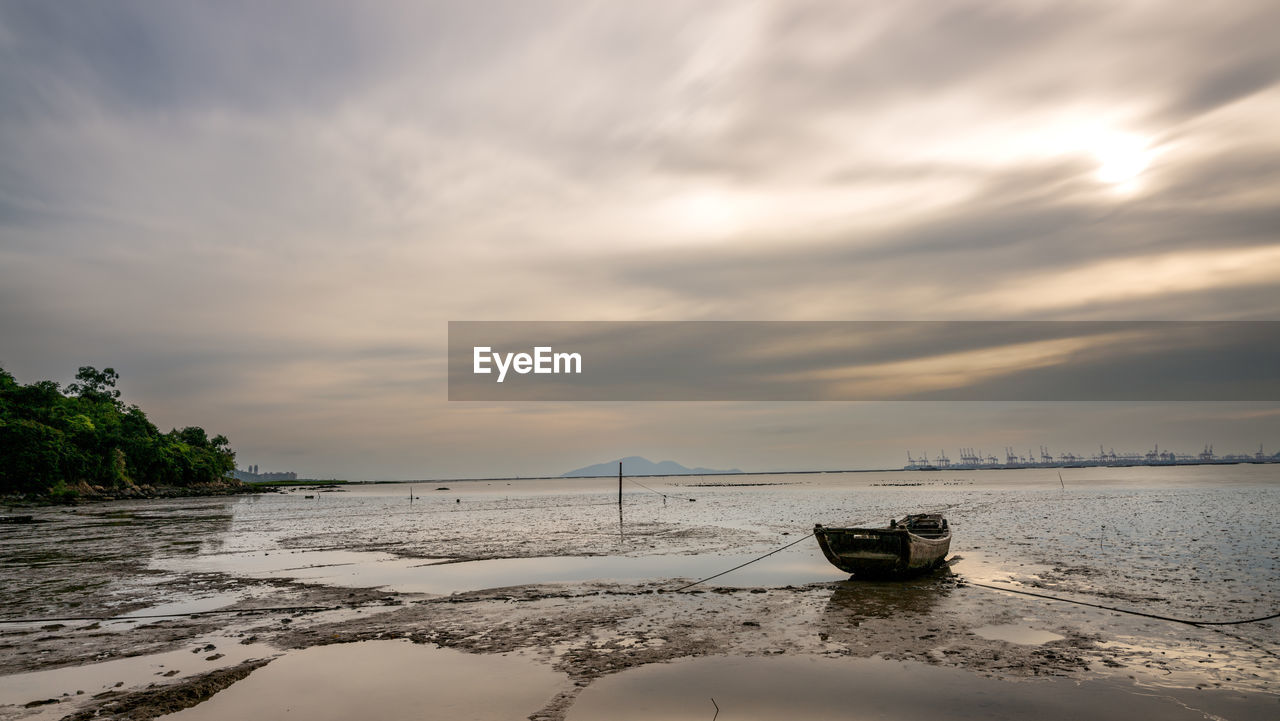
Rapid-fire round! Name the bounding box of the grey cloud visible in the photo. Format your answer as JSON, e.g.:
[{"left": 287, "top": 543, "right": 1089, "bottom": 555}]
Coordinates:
[
  {"left": 0, "top": 1, "right": 555, "bottom": 118},
  {"left": 1161, "top": 55, "right": 1280, "bottom": 121},
  {"left": 642, "top": 1, "right": 1280, "bottom": 183},
  {"left": 1148, "top": 149, "right": 1280, "bottom": 206},
  {"left": 760, "top": 1, "right": 1092, "bottom": 106},
  {"left": 598, "top": 136, "right": 1280, "bottom": 314},
  {"left": 1030, "top": 281, "right": 1280, "bottom": 322},
  {"left": 3, "top": 1, "right": 1279, "bottom": 477}
]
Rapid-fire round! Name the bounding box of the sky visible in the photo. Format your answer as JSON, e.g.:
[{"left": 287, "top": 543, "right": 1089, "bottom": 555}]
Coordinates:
[{"left": 2, "top": 1, "right": 1279, "bottom": 479}]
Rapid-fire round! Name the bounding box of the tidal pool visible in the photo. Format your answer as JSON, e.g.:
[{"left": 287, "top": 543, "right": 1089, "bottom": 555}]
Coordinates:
[
  {"left": 151, "top": 546, "right": 850, "bottom": 595},
  {"left": 0, "top": 636, "right": 275, "bottom": 719},
  {"left": 972, "top": 623, "right": 1065, "bottom": 644},
  {"left": 165, "top": 640, "right": 564, "bottom": 721},
  {"left": 567, "top": 655, "right": 1278, "bottom": 721}
]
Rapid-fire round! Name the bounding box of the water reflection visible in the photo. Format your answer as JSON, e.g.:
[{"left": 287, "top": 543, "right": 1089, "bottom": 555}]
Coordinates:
[
  {"left": 152, "top": 546, "right": 849, "bottom": 595},
  {"left": 816, "top": 570, "right": 954, "bottom": 645},
  {"left": 821, "top": 569, "right": 954, "bottom": 619},
  {"left": 166, "top": 640, "right": 562, "bottom": 721},
  {"left": 0, "top": 498, "right": 237, "bottom": 618},
  {"left": 972, "top": 624, "right": 1064, "bottom": 645},
  {"left": 565, "top": 655, "right": 1266, "bottom": 721}
]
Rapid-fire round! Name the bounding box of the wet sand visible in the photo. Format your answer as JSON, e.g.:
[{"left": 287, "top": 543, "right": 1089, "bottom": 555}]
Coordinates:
[{"left": 1, "top": 466, "right": 1276, "bottom": 720}]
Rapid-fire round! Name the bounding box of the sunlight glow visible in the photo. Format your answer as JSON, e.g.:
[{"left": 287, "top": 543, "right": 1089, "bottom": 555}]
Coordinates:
[
  {"left": 965, "top": 245, "right": 1280, "bottom": 314},
  {"left": 662, "top": 190, "right": 744, "bottom": 238},
  {"left": 1089, "top": 131, "right": 1154, "bottom": 191}
]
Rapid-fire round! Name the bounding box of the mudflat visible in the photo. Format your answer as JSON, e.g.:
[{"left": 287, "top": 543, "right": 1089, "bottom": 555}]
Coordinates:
[{"left": 1, "top": 465, "right": 1276, "bottom": 720}]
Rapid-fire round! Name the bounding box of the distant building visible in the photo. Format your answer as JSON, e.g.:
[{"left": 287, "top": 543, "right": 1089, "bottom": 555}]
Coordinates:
[
  {"left": 904, "top": 443, "right": 1275, "bottom": 470},
  {"left": 232, "top": 466, "right": 297, "bottom": 482}
]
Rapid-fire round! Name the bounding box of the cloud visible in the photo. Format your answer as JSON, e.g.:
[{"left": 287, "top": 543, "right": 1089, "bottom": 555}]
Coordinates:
[{"left": 1, "top": 1, "right": 1278, "bottom": 476}]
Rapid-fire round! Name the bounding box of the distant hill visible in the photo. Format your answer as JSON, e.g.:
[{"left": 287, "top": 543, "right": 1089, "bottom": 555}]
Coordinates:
[{"left": 562, "top": 456, "right": 742, "bottom": 478}]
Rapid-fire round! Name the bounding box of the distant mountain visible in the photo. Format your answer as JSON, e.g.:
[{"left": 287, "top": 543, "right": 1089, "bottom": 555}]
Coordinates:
[{"left": 562, "top": 456, "right": 742, "bottom": 477}]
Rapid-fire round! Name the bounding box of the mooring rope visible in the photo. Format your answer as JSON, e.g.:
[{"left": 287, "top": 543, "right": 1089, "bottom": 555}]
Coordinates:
[
  {"left": 963, "top": 580, "right": 1280, "bottom": 626},
  {"left": 666, "top": 506, "right": 967, "bottom": 593},
  {"left": 626, "top": 478, "right": 697, "bottom": 501},
  {"left": 664, "top": 523, "right": 1280, "bottom": 629},
  {"left": 670, "top": 532, "right": 816, "bottom": 592}
]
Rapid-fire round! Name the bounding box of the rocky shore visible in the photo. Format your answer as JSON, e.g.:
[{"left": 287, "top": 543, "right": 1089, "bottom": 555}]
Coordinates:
[{"left": 2, "top": 479, "right": 268, "bottom": 508}]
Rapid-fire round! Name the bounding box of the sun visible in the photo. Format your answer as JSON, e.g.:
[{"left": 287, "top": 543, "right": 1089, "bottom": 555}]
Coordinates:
[
  {"left": 663, "top": 189, "right": 744, "bottom": 239},
  {"left": 1090, "top": 132, "right": 1153, "bottom": 191}
]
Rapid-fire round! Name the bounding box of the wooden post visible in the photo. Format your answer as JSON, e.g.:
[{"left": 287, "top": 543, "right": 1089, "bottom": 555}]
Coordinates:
[{"left": 618, "top": 461, "right": 624, "bottom": 541}]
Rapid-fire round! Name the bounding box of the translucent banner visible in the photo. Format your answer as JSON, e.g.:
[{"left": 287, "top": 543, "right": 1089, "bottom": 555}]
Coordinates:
[{"left": 447, "top": 321, "right": 1280, "bottom": 401}]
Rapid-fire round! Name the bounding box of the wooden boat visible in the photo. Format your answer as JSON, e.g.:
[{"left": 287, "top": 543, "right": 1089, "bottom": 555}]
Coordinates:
[{"left": 814, "top": 513, "right": 951, "bottom": 577}]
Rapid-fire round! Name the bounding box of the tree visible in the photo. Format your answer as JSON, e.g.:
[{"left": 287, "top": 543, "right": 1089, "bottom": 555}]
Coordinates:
[
  {"left": 0, "top": 365, "right": 237, "bottom": 497},
  {"left": 67, "top": 366, "right": 122, "bottom": 406}
]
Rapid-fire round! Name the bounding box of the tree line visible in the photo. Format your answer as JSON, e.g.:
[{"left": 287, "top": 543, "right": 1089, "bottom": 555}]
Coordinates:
[{"left": 0, "top": 366, "right": 236, "bottom": 499}]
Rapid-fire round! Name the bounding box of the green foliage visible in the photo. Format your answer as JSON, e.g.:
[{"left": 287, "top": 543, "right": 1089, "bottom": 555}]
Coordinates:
[
  {"left": 0, "top": 366, "right": 237, "bottom": 497},
  {"left": 47, "top": 479, "right": 80, "bottom": 503},
  {"left": 67, "top": 366, "right": 122, "bottom": 406}
]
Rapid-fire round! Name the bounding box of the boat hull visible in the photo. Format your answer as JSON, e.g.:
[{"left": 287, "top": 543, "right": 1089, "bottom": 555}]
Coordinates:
[{"left": 814, "top": 524, "right": 951, "bottom": 577}]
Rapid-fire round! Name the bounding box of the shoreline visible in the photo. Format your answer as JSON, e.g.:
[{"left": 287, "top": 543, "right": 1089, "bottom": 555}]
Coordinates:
[
  {"left": 6, "top": 573, "right": 1276, "bottom": 721},
  {"left": 2, "top": 481, "right": 277, "bottom": 509},
  {"left": 2, "top": 471, "right": 1275, "bottom": 720}
]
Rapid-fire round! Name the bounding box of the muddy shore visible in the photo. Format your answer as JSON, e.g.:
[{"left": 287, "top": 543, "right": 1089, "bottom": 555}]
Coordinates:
[
  {"left": 2, "top": 480, "right": 271, "bottom": 509},
  {"left": 2, "top": 471, "right": 1277, "bottom": 720},
  {"left": 5, "top": 570, "right": 1275, "bottom": 720}
]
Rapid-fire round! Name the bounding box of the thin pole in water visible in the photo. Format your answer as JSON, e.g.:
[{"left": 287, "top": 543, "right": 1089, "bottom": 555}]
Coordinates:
[
  {"left": 1058, "top": 471, "right": 1065, "bottom": 491},
  {"left": 618, "top": 461, "right": 624, "bottom": 542}
]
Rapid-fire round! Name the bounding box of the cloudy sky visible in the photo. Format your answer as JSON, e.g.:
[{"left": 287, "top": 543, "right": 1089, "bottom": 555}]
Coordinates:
[{"left": 2, "top": 1, "right": 1278, "bottom": 479}]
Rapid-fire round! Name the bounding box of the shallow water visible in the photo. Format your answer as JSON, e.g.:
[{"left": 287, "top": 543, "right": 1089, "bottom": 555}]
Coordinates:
[
  {"left": 149, "top": 546, "right": 849, "bottom": 594},
  {"left": 972, "top": 623, "right": 1065, "bottom": 644},
  {"left": 165, "top": 640, "right": 562, "bottom": 721},
  {"left": 3, "top": 465, "right": 1277, "bottom": 620},
  {"left": 566, "top": 655, "right": 1278, "bottom": 721},
  {"left": 235, "top": 466, "right": 1278, "bottom": 623},
  {"left": 0, "top": 635, "right": 275, "bottom": 718}
]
